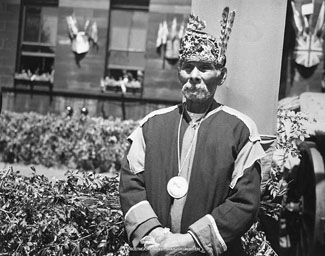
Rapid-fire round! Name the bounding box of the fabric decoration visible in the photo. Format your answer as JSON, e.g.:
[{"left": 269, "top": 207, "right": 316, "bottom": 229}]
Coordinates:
[
  {"left": 292, "top": 1, "right": 325, "bottom": 69},
  {"left": 66, "top": 14, "right": 99, "bottom": 66}
]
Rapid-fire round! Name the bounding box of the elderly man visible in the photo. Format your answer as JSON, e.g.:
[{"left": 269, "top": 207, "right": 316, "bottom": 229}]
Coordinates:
[{"left": 119, "top": 7, "right": 265, "bottom": 256}]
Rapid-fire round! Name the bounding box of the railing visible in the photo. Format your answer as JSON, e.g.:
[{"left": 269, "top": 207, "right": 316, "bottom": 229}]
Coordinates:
[{"left": 2, "top": 86, "right": 180, "bottom": 120}]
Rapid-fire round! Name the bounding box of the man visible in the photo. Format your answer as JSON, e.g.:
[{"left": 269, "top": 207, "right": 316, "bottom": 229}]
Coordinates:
[{"left": 119, "top": 7, "right": 265, "bottom": 256}]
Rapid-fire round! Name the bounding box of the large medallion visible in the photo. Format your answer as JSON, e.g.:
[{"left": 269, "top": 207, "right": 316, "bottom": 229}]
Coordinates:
[{"left": 167, "top": 176, "right": 189, "bottom": 199}]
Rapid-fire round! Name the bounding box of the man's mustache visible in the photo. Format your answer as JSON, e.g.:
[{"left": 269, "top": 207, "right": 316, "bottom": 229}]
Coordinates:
[{"left": 182, "top": 82, "right": 206, "bottom": 91}]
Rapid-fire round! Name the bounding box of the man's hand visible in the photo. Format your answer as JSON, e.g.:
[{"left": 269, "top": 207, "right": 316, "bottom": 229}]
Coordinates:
[
  {"left": 141, "top": 227, "right": 171, "bottom": 251},
  {"left": 149, "top": 233, "right": 200, "bottom": 256},
  {"left": 148, "top": 227, "right": 170, "bottom": 243}
]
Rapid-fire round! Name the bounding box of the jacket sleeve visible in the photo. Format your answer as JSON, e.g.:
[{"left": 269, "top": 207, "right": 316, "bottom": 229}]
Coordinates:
[
  {"left": 188, "top": 137, "right": 265, "bottom": 255},
  {"left": 119, "top": 126, "right": 162, "bottom": 247}
]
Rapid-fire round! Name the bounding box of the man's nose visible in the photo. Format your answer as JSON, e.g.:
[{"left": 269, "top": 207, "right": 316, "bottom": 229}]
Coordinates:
[{"left": 189, "top": 67, "right": 201, "bottom": 83}]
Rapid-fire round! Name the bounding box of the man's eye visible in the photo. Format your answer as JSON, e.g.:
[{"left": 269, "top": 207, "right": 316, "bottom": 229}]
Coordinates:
[
  {"left": 201, "top": 64, "right": 213, "bottom": 70},
  {"left": 183, "top": 65, "right": 193, "bottom": 71}
]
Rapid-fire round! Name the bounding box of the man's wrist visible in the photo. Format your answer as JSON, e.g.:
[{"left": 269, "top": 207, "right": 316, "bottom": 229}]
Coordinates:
[
  {"left": 148, "top": 227, "right": 170, "bottom": 243},
  {"left": 148, "top": 227, "right": 163, "bottom": 237},
  {"left": 187, "top": 230, "right": 203, "bottom": 251},
  {"left": 183, "top": 233, "right": 196, "bottom": 247}
]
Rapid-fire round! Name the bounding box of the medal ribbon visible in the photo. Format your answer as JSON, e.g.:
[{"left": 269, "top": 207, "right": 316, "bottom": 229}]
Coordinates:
[{"left": 176, "top": 106, "right": 207, "bottom": 176}]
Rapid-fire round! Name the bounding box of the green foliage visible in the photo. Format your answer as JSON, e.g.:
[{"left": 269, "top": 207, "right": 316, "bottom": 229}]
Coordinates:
[
  {"left": 0, "top": 111, "right": 138, "bottom": 172},
  {"left": 0, "top": 167, "right": 130, "bottom": 256}
]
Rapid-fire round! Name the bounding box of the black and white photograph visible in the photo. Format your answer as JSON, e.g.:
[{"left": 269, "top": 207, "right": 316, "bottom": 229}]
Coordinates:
[{"left": 0, "top": 0, "right": 324, "bottom": 255}]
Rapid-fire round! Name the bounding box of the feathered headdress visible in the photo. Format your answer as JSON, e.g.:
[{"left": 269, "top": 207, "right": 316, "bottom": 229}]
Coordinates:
[{"left": 179, "top": 7, "right": 236, "bottom": 66}]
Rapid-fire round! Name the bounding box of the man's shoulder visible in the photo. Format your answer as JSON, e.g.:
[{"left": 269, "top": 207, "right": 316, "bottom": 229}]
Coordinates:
[
  {"left": 139, "top": 105, "right": 180, "bottom": 126},
  {"left": 217, "top": 106, "right": 260, "bottom": 142}
]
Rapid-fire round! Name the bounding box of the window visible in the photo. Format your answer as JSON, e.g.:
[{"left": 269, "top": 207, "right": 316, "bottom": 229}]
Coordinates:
[
  {"left": 15, "top": 1, "right": 58, "bottom": 88},
  {"left": 103, "top": 0, "right": 149, "bottom": 95},
  {"left": 108, "top": 9, "right": 148, "bottom": 69}
]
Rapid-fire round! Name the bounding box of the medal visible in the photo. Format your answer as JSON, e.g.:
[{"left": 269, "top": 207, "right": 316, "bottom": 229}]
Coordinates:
[{"left": 167, "top": 176, "right": 189, "bottom": 199}]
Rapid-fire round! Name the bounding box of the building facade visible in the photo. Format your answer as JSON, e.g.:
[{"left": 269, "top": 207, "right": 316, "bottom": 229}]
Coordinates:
[{"left": 0, "top": 0, "right": 191, "bottom": 119}]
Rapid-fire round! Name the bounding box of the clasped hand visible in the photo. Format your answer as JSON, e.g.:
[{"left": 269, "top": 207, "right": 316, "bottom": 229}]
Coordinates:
[{"left": 140, "top": 227, "right": 200, "bottom": 256}]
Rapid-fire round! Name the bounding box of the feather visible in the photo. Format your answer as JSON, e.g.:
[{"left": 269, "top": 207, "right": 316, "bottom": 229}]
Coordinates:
[
  {"left": 220, "top": 6, "right": 229, "bottom": 42},
  {"left": 219, "top": 7, "right": 229, "bottom": 54},
  {"left": 225, "top": 10, "right": 236, "bottom": 47},
  {"left": 219, "top": 8, "right": 236, "bottom": 62}
]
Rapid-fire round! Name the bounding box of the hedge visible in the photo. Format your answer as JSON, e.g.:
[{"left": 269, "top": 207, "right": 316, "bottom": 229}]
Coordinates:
[
  {"left": 0, "top": 108, "right": 314, "bottom": 255},
  {"left": 0, "top": 111, "right": 138, "bottom": 172},
  {"left": 0, "top": 167, "right": 130, "bottom": 255}
]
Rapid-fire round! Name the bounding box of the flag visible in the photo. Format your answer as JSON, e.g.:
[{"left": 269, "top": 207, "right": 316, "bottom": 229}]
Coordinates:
[
  {"left": 292, "top": 1, "right": 324, "bottom": 68},
  {"left": 294, "top": 34, "right": 323, "bottom": 67},
  {"left": 156, "top": 21, "right": 169, "bottom": 55}
]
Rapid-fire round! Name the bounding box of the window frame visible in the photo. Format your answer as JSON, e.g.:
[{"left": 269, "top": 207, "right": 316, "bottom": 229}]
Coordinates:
[
  {"left": 104, "top": 1, "right": 149, "bottom": 95},
  {"left": 15, "top": 0, "right": 58, "bottom": 90}
]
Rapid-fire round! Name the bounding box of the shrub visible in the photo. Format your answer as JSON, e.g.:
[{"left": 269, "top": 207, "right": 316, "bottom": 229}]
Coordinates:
[
  {"left": 0, "top": 167, "right": 130, "bottom": 256},
  {"left": 0, "top": 111, "right": 138, "bottom": 172},
  {"left": 1, "top": 107, "right": 315, "bottom": 256},
  {"left": 242, "top": 108, "right": 315, "bottom": 255}
]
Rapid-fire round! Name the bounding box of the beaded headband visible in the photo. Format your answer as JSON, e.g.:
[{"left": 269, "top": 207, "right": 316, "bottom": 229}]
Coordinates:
[{"left": 179, "top": 7, "right": 236, "bottom": 66}]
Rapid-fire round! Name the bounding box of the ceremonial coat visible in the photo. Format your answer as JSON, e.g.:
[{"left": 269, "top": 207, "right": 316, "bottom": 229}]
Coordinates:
[{"left": 119, "top": 101, "right": 265, "bottom": 255}]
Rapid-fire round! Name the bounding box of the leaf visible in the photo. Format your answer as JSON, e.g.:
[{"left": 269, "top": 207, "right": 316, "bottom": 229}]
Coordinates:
[
  {"left": 30, "top": 166, "right": 36, "bottom": 173},
  {"left": 0, "top": 112, "right": 136, "bottom": 254},
  {"left": 98, "top": 239, "right": 107, "bottom": 248}
]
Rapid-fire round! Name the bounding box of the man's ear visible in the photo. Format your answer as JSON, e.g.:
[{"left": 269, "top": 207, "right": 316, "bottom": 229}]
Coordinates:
[{"left": 218, "top": 67, "right": 227, "bottom": 86}]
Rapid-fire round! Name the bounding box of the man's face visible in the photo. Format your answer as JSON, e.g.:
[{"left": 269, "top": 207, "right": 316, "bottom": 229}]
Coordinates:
[{"left": 178, "top": 61, "right": 226, "bottom": 102}]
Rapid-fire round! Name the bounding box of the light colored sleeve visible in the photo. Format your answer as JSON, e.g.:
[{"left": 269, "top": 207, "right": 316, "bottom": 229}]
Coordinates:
[
  {"left": 188, "top": 215, "right": 227, "bottom": 255},
  {"left": 119, "top": 126, "right": 162, "bottom": 247},
  {"left": 230, "top": 138, "right": 265, "bottom": 188}
]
